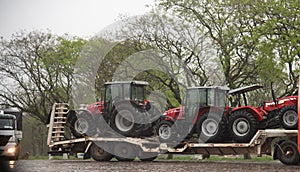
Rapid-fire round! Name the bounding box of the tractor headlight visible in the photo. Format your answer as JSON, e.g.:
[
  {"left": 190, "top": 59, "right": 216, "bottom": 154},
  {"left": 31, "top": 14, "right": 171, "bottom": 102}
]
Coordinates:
[{"left": 6, "top": 147, "right": 16, "bottom": 154}]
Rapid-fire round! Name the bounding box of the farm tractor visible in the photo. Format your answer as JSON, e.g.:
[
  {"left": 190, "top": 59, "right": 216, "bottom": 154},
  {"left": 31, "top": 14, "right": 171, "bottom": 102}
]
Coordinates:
[
  {"left": 67, "top": 81, "right": 160, "bottom": 138},
  {"left": 227, "top": 85, "right": 298, "bottom": 142},
  {"left": 156, "top": 84, "right": 298, "bottom": 144},
  {"left": 155, "top": 86, "right": 230, "bottom": 143}
]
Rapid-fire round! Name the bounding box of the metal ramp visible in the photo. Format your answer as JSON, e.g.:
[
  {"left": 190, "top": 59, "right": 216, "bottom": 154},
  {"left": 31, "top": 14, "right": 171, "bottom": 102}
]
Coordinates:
[{"left": 47, "top": 103, "right": 69, "bottom": 147}]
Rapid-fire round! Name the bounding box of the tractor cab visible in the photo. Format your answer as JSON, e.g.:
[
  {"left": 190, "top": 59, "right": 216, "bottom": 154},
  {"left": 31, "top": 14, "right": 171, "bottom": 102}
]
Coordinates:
[
  {"left": 185, "top": 86, "right": 229, "bottom": 120},
  {"left": 156, "top": 86, "right": 229, "bottom": 143},
  {"left": 103, "top": 81, "right": 149, "bottom": 115}
]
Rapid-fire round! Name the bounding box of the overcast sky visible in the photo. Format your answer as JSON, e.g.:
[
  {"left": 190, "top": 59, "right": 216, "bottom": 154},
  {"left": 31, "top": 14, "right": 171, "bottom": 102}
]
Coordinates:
[{"left": 0, "top": 0, "right": 155, "bottom": 39}]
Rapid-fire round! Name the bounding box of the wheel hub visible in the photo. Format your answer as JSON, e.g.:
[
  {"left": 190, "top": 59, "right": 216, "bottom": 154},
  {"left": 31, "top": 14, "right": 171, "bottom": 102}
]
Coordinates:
[
  {"left": 202, "top": 119, "right": 218, "bottom": 137},
  {"left": 115, "top": 110, "right": 134, "bottom": 132},
  {"left": 74, "top": 118, "right": 89, "bottom": 134},
  {"left": 233, "top": 118, "right": 250, "bottom": 136},
  {"left": 283, "top": 110, "right": 297, "bottom": 126}
]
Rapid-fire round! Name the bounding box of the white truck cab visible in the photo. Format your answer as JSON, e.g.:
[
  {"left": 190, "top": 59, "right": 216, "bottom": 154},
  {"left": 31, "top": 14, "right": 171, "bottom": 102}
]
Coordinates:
[{"left": 0, "top": 109, "right": 22, "bottom": 160}]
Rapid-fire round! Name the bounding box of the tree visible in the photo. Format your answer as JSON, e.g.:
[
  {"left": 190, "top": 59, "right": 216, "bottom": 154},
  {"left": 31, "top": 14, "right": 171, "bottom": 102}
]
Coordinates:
[{"left": 0, "top": 31, "right": 86, "bottom": 124}]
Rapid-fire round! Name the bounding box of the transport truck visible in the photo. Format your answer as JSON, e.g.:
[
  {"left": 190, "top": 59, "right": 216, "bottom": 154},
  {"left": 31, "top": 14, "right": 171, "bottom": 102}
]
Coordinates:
[
  {"left": 47, "top": 81, "right": 300, "bottom": 165},
  {"left": 0, "top": 108, "right": 22, "bottom": 160}
]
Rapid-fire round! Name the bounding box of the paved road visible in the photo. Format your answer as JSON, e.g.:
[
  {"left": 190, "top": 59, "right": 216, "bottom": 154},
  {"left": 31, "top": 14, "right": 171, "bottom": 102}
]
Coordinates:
[{"left": 1, "top": 160, "right": 300, "bottom": 172}]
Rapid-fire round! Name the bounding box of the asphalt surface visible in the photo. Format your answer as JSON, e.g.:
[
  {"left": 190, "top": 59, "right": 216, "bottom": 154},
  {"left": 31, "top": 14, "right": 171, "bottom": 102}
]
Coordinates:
[{"left": 1, "top": 160, "right": 300, "bottom": 172}]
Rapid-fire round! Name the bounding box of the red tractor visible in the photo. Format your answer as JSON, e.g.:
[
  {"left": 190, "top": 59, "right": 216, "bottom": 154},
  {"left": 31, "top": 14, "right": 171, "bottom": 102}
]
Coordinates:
[
  {"left": 228, "top": 85, "right": 298, "bottom": 143},
  {"left": 67, "top": 81, "right": 159, "bottom": 138},
  {"left": 155, "top": 86, "right": 230, "bottom": 143}
]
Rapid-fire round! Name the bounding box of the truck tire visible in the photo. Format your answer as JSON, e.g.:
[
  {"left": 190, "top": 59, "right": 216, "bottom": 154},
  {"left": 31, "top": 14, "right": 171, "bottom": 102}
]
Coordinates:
[
  {"left": 111, "top": 104, "right": 139, "bottom": 137},
  {"left": 155, "top": 120, "right": 176, "bottom": 143},
  {"left": 197, "top": 112, "right": 226, "bottom": 143},
  {"left": 280, "top": 106, "right": 298, "bottom": 130},
  {"left": 90, "top": 144, "right": 113, "bottom": 161},
  {"left": 228, "top": 110, "right": 258, "bottom": 143},
  {"left": 113, "top": 142, "right": 137, "bottom": 161},
  {"left": 67, "top": 110, "right": 97, "bottom": 138},
  {"left": 276, "top": 140, "right": 300, "bottom": 165}
]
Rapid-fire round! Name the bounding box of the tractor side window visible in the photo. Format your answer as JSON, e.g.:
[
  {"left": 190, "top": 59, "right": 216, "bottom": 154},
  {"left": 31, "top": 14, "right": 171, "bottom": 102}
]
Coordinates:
[
  {"left": 131, "top": 86, "right": 145, "bottom": 101},
  {"left": 207, "top": 89, "right": 215, "bottom": 106},
  {"left": 105, "top": 85, "right": 121, "bottom": 101},
  {"left": 216, "top": 90, "right": 226, "bottom": 107},
  {"left": 124, "top": 84, "right": 130, "bottom": 100},
  {"left": 198, "top": 89, "right": 207, "bottom": 107}
]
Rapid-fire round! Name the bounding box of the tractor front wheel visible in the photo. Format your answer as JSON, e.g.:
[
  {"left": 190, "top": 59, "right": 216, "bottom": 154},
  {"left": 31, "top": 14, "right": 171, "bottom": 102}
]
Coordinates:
[
  {"left": 228, "top": 110, "right": 258, "bottom": 143},
  {"left": 280, "top": 106, "right": 298, "bottom": 130},
  {"left": 67, "top": 110, "right": 97, "bottom": 138},
  {"left": 197, "top": 112, "right": 226, "bottom": 143},
  {"left": 155, "top": 120, "right": 176, "bottom": 143}
]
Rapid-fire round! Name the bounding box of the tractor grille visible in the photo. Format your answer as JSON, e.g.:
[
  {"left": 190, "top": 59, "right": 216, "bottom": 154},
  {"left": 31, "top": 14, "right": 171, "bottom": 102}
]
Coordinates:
[{"left": 0, "top": 135, "right": 11, "bottom": 146}]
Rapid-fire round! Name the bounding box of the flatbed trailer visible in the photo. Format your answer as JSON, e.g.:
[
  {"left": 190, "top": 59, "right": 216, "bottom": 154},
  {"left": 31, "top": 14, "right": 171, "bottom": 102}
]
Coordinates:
[{"left": 47, "top": 102, "right": 299, "bottom": 165}]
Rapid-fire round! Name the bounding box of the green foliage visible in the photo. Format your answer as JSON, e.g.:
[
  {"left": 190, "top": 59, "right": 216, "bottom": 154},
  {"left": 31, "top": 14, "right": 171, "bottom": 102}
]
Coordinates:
[{"left": 0, "top": 31, "right": 86, "bottom": 123}]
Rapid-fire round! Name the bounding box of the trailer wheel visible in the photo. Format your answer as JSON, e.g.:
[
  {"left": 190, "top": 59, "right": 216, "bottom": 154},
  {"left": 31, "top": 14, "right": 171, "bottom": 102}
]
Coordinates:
[
  {"left": 90, "top": 144, "right": 113, "bottom": 161},
  {"left": 228, "top": 110, "right": 258, "bottom": 143},
  {"left": 138, "top": 152, "right": 158, "bottom": 161},
  {"left": 197, "top": 112, "right": 226, "bottom": 143},
  {"left": 67, "top": 110, "right": 97, "bottom": 138},
  {"left": 114, "top": 143, "right": 137, "bottom": 161},
  {"left": 156, "top": 120, "right": 175, "bottom": 143},
  {"left": 276, "top": 140, "right": 300, "bottom": 165},
  {"left": 280, "top": 106, "right": 298, "bottom": 130},
  {"left": 111, "top": 104, "right": 140, "bottom": 137}
]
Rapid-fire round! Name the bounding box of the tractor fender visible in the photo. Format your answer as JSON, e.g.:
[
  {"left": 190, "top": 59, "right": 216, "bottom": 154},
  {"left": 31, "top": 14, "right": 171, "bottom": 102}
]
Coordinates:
[
  {"left": 158, "top": 115, "right": 176, "bottom": 124},
  {"left": 231, "top": 106, "right": 264, "bottom": 121}
]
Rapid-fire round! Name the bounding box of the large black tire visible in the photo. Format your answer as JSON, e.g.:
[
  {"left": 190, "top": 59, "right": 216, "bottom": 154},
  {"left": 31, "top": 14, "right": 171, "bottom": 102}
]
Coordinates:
[
  {"left": 67, "top": 110, "right": 97, "bottom": 138},
  {"left": 113, "top": 143, "right": 137, "bottom": 161},
  {"left": 276, "top": 140, "right": 300, "bottom": 165},
  {"left": 90, "top": 144, "right": 113, "bottom": 161},
  {"left": 228, "top": 110, "right": 258, "bottom": 143},
  {"left": 280, "top": 106, "right": 298, "bottom": 130},
  {"left": 197, "top": 112, "right": 226, "bottom": 143},
  {"left": 111, "top": 104, "right": 140, "bottom": 137},
  {"left": 139, "top": 154, "right": 157, "bottom": 161},
  {"left": 155, "top": 120, "right": 176, "bottom": 143}
]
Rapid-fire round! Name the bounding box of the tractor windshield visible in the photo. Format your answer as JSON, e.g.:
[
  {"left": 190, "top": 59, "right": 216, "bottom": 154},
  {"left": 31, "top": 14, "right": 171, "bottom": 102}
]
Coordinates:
[{"left": 0, "top": 118, "right": 15, "bottom": 130}]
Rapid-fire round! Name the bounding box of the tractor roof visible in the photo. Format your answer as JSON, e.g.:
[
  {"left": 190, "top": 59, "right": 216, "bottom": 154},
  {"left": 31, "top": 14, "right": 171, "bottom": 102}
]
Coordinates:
[
  {"left": 105, "top": 81, "right": 149, "bottom": 86},
  {"left": 0, "top": 113, "right": 16, "bottom": 119},
  {"left": 187, "top": 86, "right": 229, "bottom": 91},
  {"left": 229, "top": 84, "right": 264, "bottom": 95}
]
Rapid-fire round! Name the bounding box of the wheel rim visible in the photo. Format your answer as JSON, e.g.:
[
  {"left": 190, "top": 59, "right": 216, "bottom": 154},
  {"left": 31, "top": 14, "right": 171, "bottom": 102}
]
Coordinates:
[
  {"left": 93, "top": 145, "right": 105, "bottom": 156},
  {"left": 232, "top": 118, "right": 250, "bottom": 137},
  {"left": 115, "top": 110, "right": 134, "bottom": 132},
  {"left": 201, "top": 118, "right": 218, "bottom": 137},
  {"left": 158, "top": 124, "right": 172, "bottom": 140},
  {"left": 283, "top": 146, "right": 296, "bottom": 159},
  {"left": 74, "top": 118, "right": 89, "bottom": 134},
  {"left": 283, "top": 110, "right": 297, "bottom": 127}
]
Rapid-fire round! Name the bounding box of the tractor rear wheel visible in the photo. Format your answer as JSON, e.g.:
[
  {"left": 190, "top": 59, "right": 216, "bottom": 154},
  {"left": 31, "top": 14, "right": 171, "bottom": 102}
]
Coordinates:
[
  {"left": 280, "top": 106, "right": 298, "bottom": 130},
  {"left": 111, "top": 104, "right": 139, "bottom": 137},
  {"left": 67, "top": 110, "right": 97, "bottom": 138},
  {"left": 228, "top": 110, "right": 258, "bottom": 143},
  {"left": 276, "top": 140, "right": 300, "bottom": 165},
  {"left": 197, "top": 112, "right": 226, "bottom": 143},
  {"left": 90, "top": 144, "right": 113, "bottom": 161}
]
